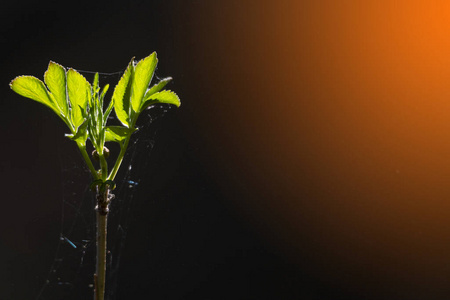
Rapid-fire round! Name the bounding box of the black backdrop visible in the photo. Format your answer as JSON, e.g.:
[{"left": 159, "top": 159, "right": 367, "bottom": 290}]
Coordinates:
[{"left": 2, "top": 1, "right": 450, "bottom": 300}]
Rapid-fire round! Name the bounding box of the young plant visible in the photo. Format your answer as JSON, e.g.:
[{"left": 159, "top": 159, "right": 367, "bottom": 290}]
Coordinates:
[{"left": 10, "top": 52, "right": 180, "bottom": 300}]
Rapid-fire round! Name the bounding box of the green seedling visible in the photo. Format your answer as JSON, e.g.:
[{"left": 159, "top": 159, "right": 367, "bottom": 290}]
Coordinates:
[{"left": 10, "top": 52, "right": 180, "bottom": 300}]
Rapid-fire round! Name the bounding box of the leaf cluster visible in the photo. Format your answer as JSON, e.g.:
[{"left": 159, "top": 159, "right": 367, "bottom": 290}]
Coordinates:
[{"left": 10, "top": 52, "right": 180, "bottom": 181}]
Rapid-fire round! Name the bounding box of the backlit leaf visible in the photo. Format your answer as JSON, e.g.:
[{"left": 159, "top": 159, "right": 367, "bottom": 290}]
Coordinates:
[
  {"left": 105, "top": 126, "right": 134, "bottom": 143},
  {"left": 143, "top": 77, "right": 172, "bottom": 100},
  {"left": 112, "top": 58, "right": 134, "bottom": 127},
  {"left": 100, "top": 84, "right": 109, "bottom": 105},
  {"left": 44, "top": 61, "right": 68, "bottom": 117},
  {"left": 67, "top": 119, "right": 88, "bottom": 146},
  {"left": 140, "top": 90, "right": 181, "bottom": 112},
  {"left": 67, "top": 69, "right": 91, "bottom": 129},
  {"left": 131, "top": 52, "right": 157, "bottom": 112},
  {"left": 10, "top": 76, "right": 58, "bottom": 114},
  {"left": 103, "top": 97, "right": 114, "bottom": 126}
]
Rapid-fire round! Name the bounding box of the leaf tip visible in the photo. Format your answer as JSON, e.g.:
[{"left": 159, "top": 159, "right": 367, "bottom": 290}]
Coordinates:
[
  {"left": 9, "top": 77, "right": 17, "bottom": 89},
  {"left": 172, "top": 91, "right": 181, "bottom": 107},
  {"left": 165, "top": 90, "right": 181, "bottom": 107},
  {"left": 47, "top": 60, "right": 66, "bottom": 71},
  {"left": 9, "top": 75, "right": 31, "bottom": 90}
]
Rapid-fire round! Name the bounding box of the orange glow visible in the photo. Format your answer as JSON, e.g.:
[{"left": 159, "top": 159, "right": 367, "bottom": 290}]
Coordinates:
[{"left": 187, "top": 0, "right": 450, "bottom": 296}]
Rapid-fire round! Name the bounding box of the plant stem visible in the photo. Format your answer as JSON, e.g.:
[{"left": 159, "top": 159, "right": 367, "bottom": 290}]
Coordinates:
[
  {"left": 95, "top": 188, "right": 109, "bottom": 300},
  {"left": 92, "top": 132, "right": 132, "bottom": 299},
  {"left": 99, "top": 154, "right": 108, "bottom": 181},
  {"left": 108, "top": 136, "right": 131, "bottom": 181},
  {"left": 78, "top": 144, "right": 98, "bottom": 179}
]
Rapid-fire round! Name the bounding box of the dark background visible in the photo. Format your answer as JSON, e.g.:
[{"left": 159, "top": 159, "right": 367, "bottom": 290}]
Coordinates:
[{"left": 2, "top": 1, "right": 450, "bottom": 299}]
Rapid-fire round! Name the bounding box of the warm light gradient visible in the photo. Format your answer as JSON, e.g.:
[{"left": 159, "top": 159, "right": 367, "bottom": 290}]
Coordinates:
[{"left": 185, "top": 1, "right": 450, "bottom": 297}]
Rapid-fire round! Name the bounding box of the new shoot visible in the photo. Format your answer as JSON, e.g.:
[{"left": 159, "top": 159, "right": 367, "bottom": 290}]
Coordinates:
[{"left": 10, "top": 52, "right": 180, "bottom": 300}]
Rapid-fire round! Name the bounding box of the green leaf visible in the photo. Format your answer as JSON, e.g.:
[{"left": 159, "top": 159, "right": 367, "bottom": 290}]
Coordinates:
[
  {"left": 44, "top": 61, "right": 68, "bottom": 117},
  {"left": 131, "top": 52, "right": 157, "bottom": 112},
  {"left": 140, "top": 90, "right": 181, "bottom": 112},
  {"left": 67, "top": 69, "right": 91, "bottom": 129},
  {"left": 112, "top": 58, "right": 134, "bottom": 127},
  {"left": 93, "top": 73, "right": 100, "bottom": 94},
  {"left": 100, "top": 84, "right": 111, "bottom": 126},
  {"left": 10, "top": 76, "right": 59, "bottom": 114},
  {"left": 88, "top": 99, "right": 100, "bottom": 147},
  {"left": 143, "top": 77, "right": 172, "bottom": 100},
  {"left": 105, "top": 126, "right": 134, "bottom": 143},
  {"left": 100, "top": 84, "right": 109, "bottom": 105},
  {"left": 103, "top": 98, "right": 114, "bottom": 126},
  {"left": 66, "top": 119, "right": 88, "bottom": 146}
]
